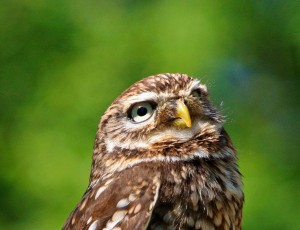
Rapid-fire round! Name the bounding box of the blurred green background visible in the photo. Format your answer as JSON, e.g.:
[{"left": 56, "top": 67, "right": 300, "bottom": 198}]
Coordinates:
[{"left": 0, "top": 0, "right": 299, "bottom": 229}]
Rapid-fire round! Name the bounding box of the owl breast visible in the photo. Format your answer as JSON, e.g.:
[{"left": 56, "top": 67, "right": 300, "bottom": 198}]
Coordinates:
[{"left": 147, "top": 158, "right": 243, "bottom": 230}]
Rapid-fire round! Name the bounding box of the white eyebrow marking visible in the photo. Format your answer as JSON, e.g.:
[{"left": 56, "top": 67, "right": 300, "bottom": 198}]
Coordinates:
[
  {"left": 189, "top": 79, "right": 201, "bottom": 91},
  {"left": 121, "top": 91, "right": 187, "bottom": 104},
  {"left": 120, "top": 92, "right": 158, "bottom": 104}
]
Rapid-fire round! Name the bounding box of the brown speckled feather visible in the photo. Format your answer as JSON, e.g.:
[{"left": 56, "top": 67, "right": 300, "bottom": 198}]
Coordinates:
[
  {"left": 63, "top": 73, "right": 244, "bottom": 230},
  {"left": 63, "top": 166, "right": 161, "bottom": 230}
]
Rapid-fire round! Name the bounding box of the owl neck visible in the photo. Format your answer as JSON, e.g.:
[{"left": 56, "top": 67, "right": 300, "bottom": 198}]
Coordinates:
[{"left": 89, "top": 126, "right": 236, "bottom": 186}]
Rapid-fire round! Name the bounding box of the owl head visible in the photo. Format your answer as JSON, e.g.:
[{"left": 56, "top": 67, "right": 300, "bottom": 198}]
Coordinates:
[{"left": 98, "top": 73, "right": 223, "bottom": 152}]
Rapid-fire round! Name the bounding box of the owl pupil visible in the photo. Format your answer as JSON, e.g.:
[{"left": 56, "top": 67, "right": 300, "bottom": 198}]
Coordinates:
[{"left": 137, "top": 107, "right": 147, "bottom": 116}]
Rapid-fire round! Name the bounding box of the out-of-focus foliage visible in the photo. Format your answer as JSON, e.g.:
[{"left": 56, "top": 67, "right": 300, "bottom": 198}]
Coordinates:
[{"left": 0, "top": 0, "right": 299, "bottom": 229}]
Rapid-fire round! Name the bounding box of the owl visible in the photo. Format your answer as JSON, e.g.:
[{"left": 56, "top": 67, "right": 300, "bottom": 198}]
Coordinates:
[{"left": 63, "top": 73, "right": 244, "bottom": 230}]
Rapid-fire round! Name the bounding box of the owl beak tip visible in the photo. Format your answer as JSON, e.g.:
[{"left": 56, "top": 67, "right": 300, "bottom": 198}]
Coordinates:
[{"left": 174, "top": 101, "right": 192, "bottom": 128}]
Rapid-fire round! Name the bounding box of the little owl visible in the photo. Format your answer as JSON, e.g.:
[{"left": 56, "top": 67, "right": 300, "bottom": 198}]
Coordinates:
[{"left": 63, "top": 73, "right": 244, "bottom": 230}]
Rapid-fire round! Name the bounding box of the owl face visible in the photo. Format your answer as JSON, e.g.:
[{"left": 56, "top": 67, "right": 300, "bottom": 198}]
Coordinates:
[{"left": 99, "top": 73, "right": 223, "bottom": 151}]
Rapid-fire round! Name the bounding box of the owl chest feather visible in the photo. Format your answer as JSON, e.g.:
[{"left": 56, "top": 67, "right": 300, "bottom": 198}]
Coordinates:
[{"left": 148, "top": 159, "right": 243, "bottom": 230}]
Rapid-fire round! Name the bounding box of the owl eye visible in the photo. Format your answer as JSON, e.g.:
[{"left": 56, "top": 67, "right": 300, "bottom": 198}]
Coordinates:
[
  {"left": 129, "top": 102, "right": 155, "bottom": 123},
  {"left": 191, "top": 89, "right": 202, "bottom": 99}
]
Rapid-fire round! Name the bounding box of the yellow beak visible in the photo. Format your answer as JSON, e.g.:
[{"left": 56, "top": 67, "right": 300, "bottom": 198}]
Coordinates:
[{"left": 173, "top": 100, "right": 192, "bottom": 128}]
